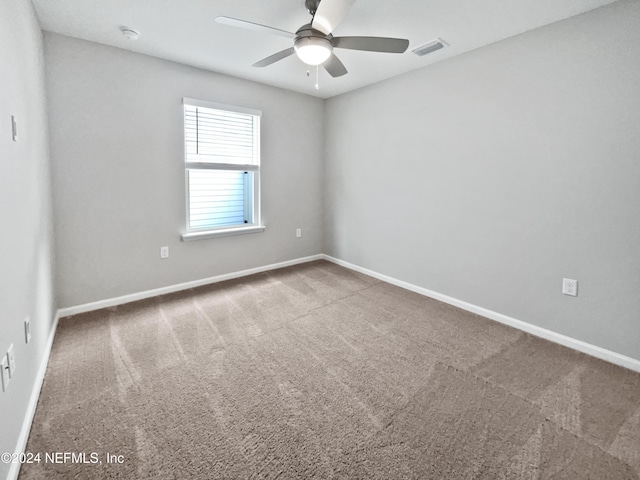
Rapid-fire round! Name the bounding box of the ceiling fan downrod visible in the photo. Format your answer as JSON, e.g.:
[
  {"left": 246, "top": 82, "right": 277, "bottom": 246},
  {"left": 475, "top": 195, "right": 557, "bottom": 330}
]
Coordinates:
[{"left": 305, "top": 0, "right": 321, "bottom": 16}]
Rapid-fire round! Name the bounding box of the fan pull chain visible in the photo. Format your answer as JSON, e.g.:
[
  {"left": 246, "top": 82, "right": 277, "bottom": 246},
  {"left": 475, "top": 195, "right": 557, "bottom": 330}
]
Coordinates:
[{"left": 315, "top": 65, "right": 320, "bottom": 90}]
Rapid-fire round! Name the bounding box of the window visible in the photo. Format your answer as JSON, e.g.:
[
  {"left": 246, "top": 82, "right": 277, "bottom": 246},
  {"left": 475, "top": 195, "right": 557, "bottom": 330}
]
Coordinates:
[{"left": 181, "top": 98, "right": 264, "bottom": 241}]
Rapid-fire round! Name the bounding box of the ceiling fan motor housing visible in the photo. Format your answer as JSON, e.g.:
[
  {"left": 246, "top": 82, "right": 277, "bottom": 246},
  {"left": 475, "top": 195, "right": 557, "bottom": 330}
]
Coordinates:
[{"left": 295, "top": 24, "right": 332, "bottom": 40}]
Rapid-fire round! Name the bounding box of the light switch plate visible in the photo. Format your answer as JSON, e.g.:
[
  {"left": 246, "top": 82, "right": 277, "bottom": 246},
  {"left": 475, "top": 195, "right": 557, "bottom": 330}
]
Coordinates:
[
  {"left": 11, "top": 115, "right": 17, "bottom": 142},
  {"left": 7, "top": 344, "right": 15, "bottom": 378},
  {"left": 25, "top": 317, "right": 31, "bottom": 343},
  {"left": 1, "top": 356, "right": 9, "bottom": 392}
]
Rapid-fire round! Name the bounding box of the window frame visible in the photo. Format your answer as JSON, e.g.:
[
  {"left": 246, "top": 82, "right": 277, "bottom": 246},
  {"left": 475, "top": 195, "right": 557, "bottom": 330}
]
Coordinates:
[{"left": 181, "top": 97, "right": 265, "bottom": 241}]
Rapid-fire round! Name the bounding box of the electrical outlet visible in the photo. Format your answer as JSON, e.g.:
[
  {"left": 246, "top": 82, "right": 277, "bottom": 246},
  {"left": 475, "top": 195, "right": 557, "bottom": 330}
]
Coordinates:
[
  {"left": 562, "top": 278, "right": 578, "bottom": 296},
  {"left": 160, "top": 246, "right": 169, "bottom": 259},
  {"left": 296, "top": 228, "right": 302, "bottom": 238},
  {"left": 1, "top": 355, "right": 9, "bottom": 392},
  {"left": 7, "top": 344, "right": 15, "bottom": 378},
  {"left": 25, "top": 317, "right": 32, "bottom": 343}
]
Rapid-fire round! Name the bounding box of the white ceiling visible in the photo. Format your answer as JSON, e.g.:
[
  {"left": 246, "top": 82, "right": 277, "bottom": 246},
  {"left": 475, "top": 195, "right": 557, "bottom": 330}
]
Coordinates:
[{"left": 32, "top": 0, "right": 619, "bottom": 99}]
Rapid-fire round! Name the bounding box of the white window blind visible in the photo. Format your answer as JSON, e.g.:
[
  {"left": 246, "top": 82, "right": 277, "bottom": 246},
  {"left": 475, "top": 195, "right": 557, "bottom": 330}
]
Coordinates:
[
  {"left": 183, "top": 98, "right": 261, "bottom": 233},
  {"left": 184, "top": 105, "right": 259, "bottom": 165}
]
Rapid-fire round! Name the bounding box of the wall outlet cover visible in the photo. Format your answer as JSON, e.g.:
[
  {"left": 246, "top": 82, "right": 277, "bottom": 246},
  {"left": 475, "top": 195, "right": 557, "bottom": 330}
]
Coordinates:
[{"left": 562, "top": 278, "right": 578, "bottom": 296}]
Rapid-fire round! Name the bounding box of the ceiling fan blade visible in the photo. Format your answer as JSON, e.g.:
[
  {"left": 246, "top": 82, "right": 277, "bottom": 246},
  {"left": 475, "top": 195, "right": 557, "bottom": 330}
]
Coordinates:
[
  {"left": 216, "top": 16, "right": 295, "bottom": 40},
  {"left": 311, "top": 0, "right": 356, "bottom": 35},
  {"left": 252, "top": 47, "right": 296, "bottom": 68},
  {"left": 323, "top": 53, "right": 348, "bottom": 77},
  {"left": 333, "top": 36, "right": 409, "bottom": 53}
]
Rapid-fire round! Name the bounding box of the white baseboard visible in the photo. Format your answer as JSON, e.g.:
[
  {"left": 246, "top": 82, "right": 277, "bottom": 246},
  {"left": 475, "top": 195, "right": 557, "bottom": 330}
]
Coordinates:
[
  {"left": 7, "top": 310, "right": 61, "bottom": 480},
  {"left": 322, "top": 255, "right": 640, "bottom": 374},
  {"left": 57, "top": 252, "right": 640, "bottom": 373},
  {"left": 58, "top": 254, "right": 325, "bottom": 318}
]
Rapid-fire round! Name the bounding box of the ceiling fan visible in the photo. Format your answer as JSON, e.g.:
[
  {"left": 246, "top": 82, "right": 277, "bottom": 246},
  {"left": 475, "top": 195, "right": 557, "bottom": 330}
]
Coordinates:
[{"left": 215, "top": 0, "right": 409, "bottom": 78}]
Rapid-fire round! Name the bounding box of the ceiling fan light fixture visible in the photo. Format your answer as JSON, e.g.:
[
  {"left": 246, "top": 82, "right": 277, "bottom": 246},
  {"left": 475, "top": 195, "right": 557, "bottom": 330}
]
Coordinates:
[{"left": 294, "top": 36, "right": 333, "bottom": 65}]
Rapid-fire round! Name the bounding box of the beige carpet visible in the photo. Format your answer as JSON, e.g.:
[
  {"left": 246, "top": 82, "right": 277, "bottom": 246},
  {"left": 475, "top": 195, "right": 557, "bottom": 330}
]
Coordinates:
[{"left": 20, "top": 260, "right": 640, "bottom": 479}]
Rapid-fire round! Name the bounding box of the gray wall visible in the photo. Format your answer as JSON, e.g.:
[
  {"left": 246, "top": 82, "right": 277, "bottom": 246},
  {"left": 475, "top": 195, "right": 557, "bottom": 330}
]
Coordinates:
[
  {"left": 325, "top": 0, "right": 640, "bottom": 360},
  {"left": 0, "top": 1, "right": 57, "bottom": 477},
  {"left": 45, "top": 33, "right": 325, "bottom": 308}
]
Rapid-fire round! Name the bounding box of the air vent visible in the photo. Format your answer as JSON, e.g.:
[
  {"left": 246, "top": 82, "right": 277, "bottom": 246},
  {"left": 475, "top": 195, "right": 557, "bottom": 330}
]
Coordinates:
[{"left": 412, "top": 38, "right": 447, "bottom": 57}]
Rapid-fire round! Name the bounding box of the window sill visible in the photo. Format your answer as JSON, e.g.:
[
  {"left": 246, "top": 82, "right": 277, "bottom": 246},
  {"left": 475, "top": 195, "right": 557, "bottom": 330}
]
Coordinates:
[{"left": 181, "top": 225, "right": 266, "bottom": 242}]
